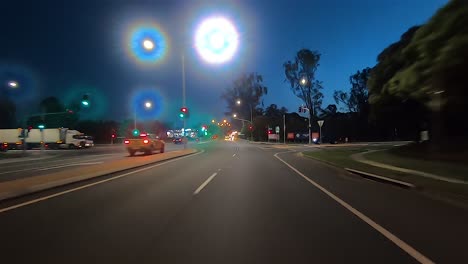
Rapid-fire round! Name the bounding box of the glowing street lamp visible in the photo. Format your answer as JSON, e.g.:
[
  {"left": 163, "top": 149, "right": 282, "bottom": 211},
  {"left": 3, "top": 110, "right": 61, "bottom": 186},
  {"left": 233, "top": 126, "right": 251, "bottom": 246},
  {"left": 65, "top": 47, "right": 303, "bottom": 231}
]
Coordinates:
[
  {"left": 194, "top": 16, "right": 239, "bottom": 64},
  {"left": 142, "top": 39, "right": 155, "bottom": 51},
  {"left": 233, "top": 114, "right": 237, "bottom": 118},
  {"left": 144, "top": 101, "right": 152, "bottom": 109},
  {"left": 300, "top": 77, "right": 308, "bottom": 86},
  {"left": 7, "top": 81, "right": 18, "bottom": 88},
  {"left": 236, "top": 100, "right": 241, "bottom": 105}
]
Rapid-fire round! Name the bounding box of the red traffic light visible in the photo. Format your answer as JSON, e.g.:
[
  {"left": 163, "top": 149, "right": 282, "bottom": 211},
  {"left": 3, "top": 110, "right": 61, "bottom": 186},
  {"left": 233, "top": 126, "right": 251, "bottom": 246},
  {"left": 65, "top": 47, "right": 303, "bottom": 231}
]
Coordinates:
[
  {"left": 111, "top": 134, "right": 116, "bottom": 138},
  {"left": 28, "top": 126, "right": 33, "bottom": 132},
  {"left": 181, "top": 107, "right": 188, "bottom": 113}
]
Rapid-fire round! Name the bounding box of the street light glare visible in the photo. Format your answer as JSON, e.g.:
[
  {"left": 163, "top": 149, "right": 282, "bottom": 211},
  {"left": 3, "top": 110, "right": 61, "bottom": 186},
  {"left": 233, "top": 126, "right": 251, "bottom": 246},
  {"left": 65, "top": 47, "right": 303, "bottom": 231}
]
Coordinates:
[
  {"left": 194, "top": 16, "right": 239, "bottom": 64},
  {"left": 143, "top": 39, "right": 155, "bottom": 50},
  {"left": 8, "top": 81, "right": 18, "bottom": 88},
  {"left": 236, "top": 100, "right": 241, "bottom": 105},
  {"left": 233, "top": 114, "right": 237, "bottom": 118},
  {"left": 209, "top": 32, "right": 226, "bottom": 50},
  {"left": 300, "top": 78, "right": 307, "bottom": 85},
  {"left": 144, "top": 101, "right": 152, "bottom": 108}
]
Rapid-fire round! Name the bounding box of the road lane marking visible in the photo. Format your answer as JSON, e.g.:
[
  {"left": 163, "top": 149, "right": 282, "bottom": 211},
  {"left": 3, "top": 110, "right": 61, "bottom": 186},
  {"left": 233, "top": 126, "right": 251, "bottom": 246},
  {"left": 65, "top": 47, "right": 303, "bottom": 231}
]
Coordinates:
[
  {"left": 0, "top": 150, "right": 205, "bottom": 214},
  {"left": 37, "top": 162, "right": 104, "bottom": 171},
  {"left": 193, "top": 172, "right": 217, "bottom": 195},
  {"left": 274, "top": 152, "right": 435, "bottom": 264},
  {"left": 232, "top": 154, "right": 236, "bottom": 157},
  {"left": 0, "top": 154, "right": 121, "bottom": 171}
]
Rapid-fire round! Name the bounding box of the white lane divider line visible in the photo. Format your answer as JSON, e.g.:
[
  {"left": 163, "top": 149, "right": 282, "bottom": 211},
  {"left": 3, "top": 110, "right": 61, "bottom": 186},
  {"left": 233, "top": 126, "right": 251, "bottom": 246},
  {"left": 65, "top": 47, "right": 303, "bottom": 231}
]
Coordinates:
[
  {"left": 274, "top": 152, "right": 435, "bottom": 264},
  {"left": 37, "top": 162, "right": 104, "bottom": 171},
  {"left": 232, "top": 154, "right": 236, "bottom": 157},
  {"left": 193, "top": 172, "right": 217, "bottom": 195},
  {"left": 0, "top": 150, "right": 205, "bottom": 214}
]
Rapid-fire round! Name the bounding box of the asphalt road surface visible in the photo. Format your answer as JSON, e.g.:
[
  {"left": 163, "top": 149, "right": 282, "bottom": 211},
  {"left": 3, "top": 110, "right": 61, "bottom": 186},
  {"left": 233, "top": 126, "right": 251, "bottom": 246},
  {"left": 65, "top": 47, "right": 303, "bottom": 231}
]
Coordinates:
[
  {"left": 0, "top": 140, "right": 467, "bottom": 263},
  {"left": 0, "top": 143, "right": 186, "bottom": 182}
]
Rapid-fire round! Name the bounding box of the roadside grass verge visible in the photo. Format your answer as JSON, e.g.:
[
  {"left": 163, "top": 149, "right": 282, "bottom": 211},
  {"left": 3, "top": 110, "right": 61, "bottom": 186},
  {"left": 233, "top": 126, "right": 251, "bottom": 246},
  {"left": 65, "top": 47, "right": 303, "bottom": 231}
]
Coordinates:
[{"left": 303, "top": 146, "right": 468, "bottom": 204}]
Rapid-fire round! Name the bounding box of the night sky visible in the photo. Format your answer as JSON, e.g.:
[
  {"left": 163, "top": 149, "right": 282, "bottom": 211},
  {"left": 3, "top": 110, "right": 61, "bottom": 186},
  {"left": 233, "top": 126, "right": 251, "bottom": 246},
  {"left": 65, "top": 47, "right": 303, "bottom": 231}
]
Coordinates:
[{"left": 0, "top": 0, "right": 448, "bottom": 127}]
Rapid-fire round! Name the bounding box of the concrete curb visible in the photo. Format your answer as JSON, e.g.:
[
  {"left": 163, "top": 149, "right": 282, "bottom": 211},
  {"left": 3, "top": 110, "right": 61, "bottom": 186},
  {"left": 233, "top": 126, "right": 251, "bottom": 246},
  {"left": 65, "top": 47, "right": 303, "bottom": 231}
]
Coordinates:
[
  {"left": 345, "top": 168, "right": 415, "bottom": 188},
  {"left": 0, "top": 149, "right": 199, "bottom": 202}
]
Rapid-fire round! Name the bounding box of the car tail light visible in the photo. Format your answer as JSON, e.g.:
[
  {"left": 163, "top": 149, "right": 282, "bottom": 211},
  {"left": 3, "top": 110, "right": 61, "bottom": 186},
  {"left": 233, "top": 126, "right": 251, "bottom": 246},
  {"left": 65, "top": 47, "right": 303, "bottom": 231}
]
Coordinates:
[
  {"left": 143, "top": 139, "right": 149, "bottom": 144},
  {"left": 124, "top": 140, "right": 130, "bottom": 144}
]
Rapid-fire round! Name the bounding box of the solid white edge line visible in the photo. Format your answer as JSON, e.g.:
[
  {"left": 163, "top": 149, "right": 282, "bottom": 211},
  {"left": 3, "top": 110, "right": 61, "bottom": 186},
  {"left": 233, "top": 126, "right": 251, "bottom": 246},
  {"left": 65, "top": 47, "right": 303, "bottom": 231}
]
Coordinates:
[
  {"left": 193, "top": 172, "right": 217, "bottom": 195},
  {"left": 0, "top": 150, "right": 205, "bottom": 214},
  {"left": 274, "top": 151, "right": 435, "bottom": 264}
]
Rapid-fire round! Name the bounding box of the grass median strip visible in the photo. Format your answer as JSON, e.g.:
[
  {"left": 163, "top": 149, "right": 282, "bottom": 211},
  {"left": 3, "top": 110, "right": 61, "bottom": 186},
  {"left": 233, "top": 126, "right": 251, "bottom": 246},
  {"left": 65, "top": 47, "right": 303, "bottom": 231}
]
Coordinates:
[{"left": 302, "top": 146, "right": 468, "bottom": 203}]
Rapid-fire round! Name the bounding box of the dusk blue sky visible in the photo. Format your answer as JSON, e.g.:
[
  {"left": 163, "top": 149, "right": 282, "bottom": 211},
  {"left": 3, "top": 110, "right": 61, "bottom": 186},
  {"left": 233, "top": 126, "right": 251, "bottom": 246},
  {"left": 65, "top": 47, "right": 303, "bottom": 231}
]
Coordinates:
[{"left": 0, "top": 0, "right": 448, "bottom": 127}]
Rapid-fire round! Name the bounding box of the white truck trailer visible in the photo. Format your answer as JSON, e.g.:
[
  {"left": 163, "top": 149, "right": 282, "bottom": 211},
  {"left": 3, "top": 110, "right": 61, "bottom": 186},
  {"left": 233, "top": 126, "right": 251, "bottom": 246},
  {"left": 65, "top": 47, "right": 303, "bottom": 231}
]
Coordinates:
[{"left": 0, "top": 128, "right": 93, "bottom": 149}]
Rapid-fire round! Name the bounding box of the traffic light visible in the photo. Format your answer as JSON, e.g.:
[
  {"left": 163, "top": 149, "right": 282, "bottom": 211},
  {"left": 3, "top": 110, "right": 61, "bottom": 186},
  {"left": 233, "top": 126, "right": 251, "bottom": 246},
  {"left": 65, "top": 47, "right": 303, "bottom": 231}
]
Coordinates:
[
  {"left": 112, "top": 134, "right": 116, "bottom": 138},
  {"left": 201, "top": 125, "right": 207, "bottom": 131},
  {"left": 179, "top": 107, "right": 189, "bottom": 118},
  {"left": 81, "top": 94, "right": 90, "bottom": 107},
  {"left": 249, "top": 125, "right": 253, "bottom": 131},
  {"left": 38, "top": 124, "right": 45, "bottom": 131},
  {"left": 132, "top": 129, "right": 140, "bottom": 137}
]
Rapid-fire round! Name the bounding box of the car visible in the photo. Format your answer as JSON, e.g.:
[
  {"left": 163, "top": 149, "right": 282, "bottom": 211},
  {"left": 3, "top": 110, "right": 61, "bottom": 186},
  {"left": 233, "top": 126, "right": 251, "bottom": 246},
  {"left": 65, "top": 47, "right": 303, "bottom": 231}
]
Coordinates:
[
  {"left": 124, "top": 133, "right": 165, "bottom": 156},
  {"left": 173, "top": 137, "right": 183, "bottom": 144}
]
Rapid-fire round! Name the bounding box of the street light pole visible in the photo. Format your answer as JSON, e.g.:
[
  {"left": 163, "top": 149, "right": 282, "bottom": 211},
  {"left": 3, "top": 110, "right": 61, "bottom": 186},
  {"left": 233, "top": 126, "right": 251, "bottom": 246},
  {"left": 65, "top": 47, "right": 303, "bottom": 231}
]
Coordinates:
[
  {"left": 181, "top": 54, "right": 187, "bottom": 137},
  {"left": 134, "top": 109, "right": 137, "bottom": 130},
  {"left": 249, "top": 103, "right": 253, "bottom": 141}
]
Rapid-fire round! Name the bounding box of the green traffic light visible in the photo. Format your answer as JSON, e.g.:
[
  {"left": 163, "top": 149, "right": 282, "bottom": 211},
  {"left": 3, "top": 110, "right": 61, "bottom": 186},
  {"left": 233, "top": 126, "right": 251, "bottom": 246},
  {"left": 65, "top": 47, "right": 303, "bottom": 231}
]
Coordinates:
[
  {"left": 179, "top": 113, "right": 184, "bottom": 118},
  {"left": 38, "top": 124, "right": 45, "bottom": 129},
  {"left": 82, "top": 100, "right": 89, "bottom": 106},
  {"left": 132, "top": 129, "right": 140, "bottom": 136}
]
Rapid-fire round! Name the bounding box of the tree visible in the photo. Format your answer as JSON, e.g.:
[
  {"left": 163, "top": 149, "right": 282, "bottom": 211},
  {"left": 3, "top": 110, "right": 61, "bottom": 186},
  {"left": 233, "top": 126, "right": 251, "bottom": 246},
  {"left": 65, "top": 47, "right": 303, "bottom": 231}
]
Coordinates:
[
  {"left": 264, "top": 104, "right": 288, "bottom": 119},
  {"left": 222, "top": 73, "right": 268, "bottom": 139},
  {"left": 284, "top": 49, "right": 324, "bottom": 132},
  {"left": 321, "top": 104, "right": 337, "bottom": 117},
  {"left": 0, "top": 96, "right": 16, "bottom": 128},
  {"left": 27, "top": 96, "right": 78, "bottom": 128},
  {"left": 368, "top": 0, "right": 468, "bottom": 146},
  {"left": 334, "top": 68, "right": 371, "bottom": 114},
  {"left": 222, "top": 72, "right": 268, "bottom": 119},
  {"left": 39, "top": 96, "right": 65, "bottom": 113}
]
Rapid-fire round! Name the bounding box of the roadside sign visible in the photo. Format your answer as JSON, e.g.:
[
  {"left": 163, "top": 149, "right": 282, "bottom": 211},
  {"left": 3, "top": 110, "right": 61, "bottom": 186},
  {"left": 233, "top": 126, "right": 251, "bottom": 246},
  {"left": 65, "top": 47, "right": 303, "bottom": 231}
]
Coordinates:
[
  {"left": 275, "top": 126, "right": 280, "bottom": 133},
  {"left": 317, "top": 120, "right": 324, "bottom": 127},
  {"left": 287, "top": 133, "right": 294, "bottom": 139}
]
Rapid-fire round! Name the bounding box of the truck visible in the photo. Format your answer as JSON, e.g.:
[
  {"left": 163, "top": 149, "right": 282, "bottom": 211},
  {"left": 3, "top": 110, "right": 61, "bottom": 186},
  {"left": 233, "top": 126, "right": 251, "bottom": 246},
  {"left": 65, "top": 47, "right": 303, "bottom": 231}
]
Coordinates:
[
  {"left": 0, "top": 129, "right": 23, "bottom": 150},
  {"left": 124, "top": 133, "right": 165, "bottom": 156},
  {"left": 0, "top": 128, "right": 93, "bottom": 149}
]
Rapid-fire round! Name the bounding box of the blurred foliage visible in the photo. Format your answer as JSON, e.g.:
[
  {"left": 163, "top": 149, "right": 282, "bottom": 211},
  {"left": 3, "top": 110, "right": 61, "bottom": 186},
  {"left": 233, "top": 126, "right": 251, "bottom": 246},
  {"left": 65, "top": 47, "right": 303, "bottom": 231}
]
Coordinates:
[
  {"left": 368, "top": 0, "right": 468, "bottom": 145},
  {"left": 0, "top": 95, "right": 16, "bottom": 128},
  {"left": 221, "top": 72, "right": 268, "bottom": 121}
]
